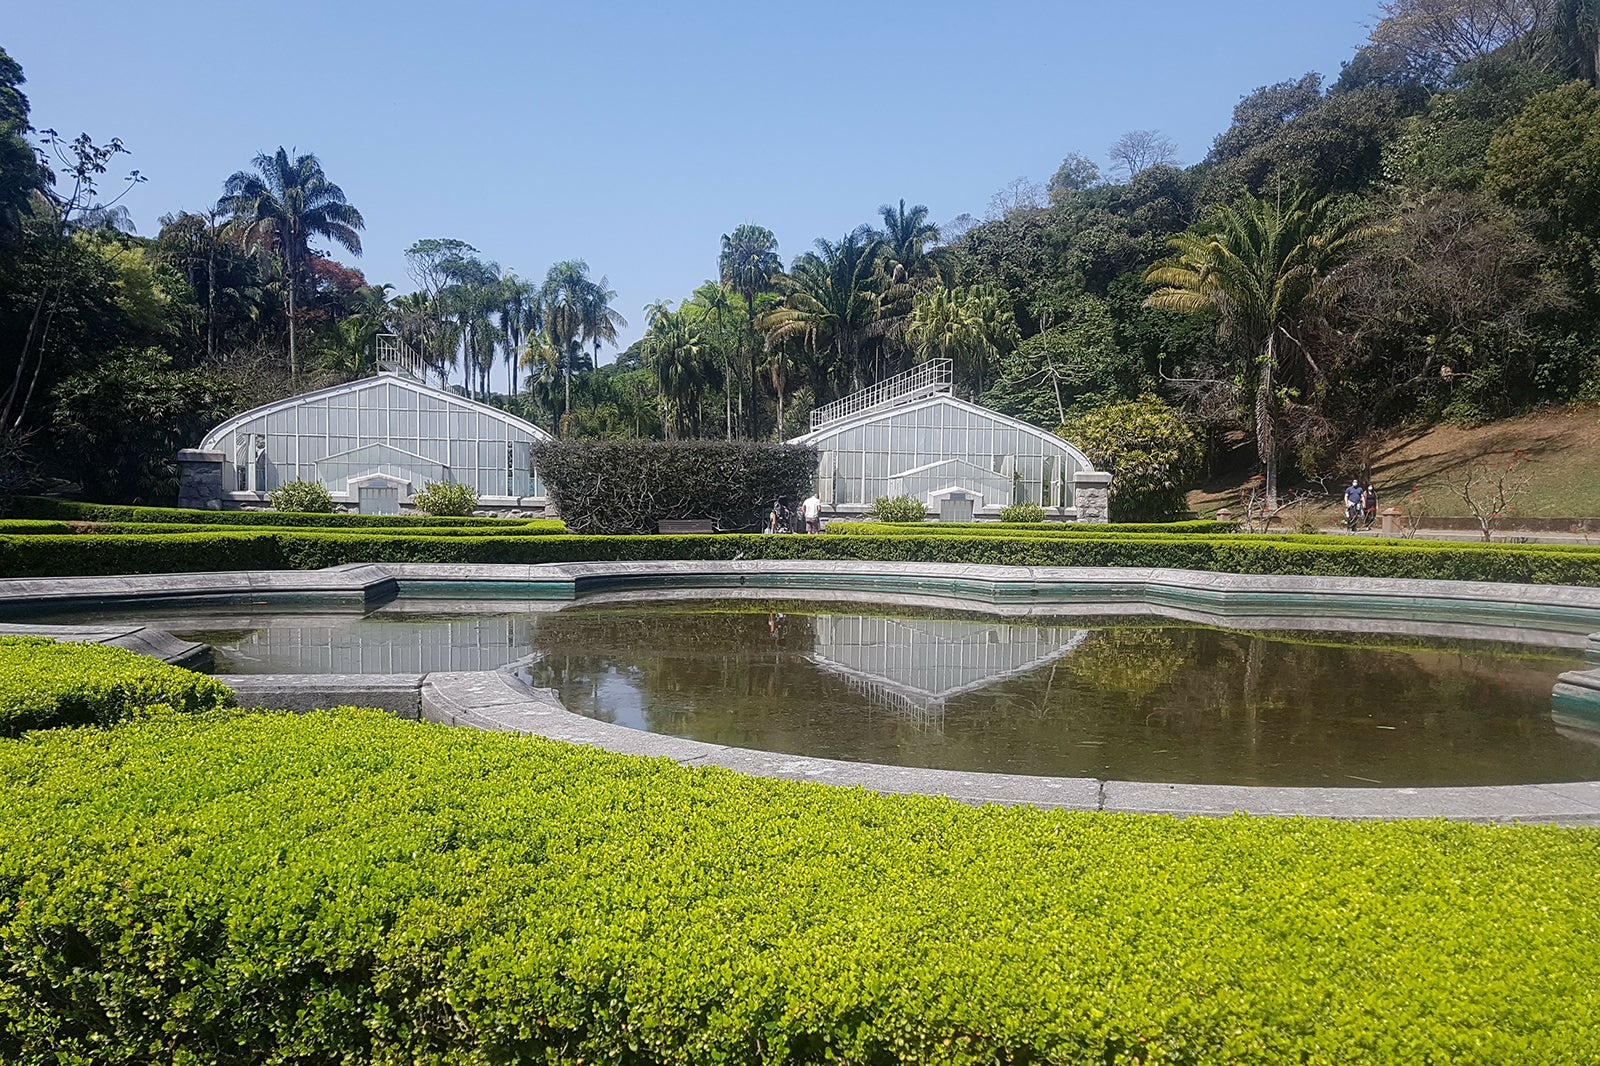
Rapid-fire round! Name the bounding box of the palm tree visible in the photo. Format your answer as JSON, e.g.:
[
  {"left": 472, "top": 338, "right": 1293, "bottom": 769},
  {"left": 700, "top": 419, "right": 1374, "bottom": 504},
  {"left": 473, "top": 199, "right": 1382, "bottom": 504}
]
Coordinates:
[
  {"left": 642, "top": 302, "right": 707, "bottom": 439},
  {"left": 496, "top": 274, "right": 541, "bottom": 397},
  {"left": 907, "top": 285, "right": 1018, "bottom": 397},
  {"left": 719, "top": 224, "right": 781, "bottom": 437},
  {"left": 539, "top": 261, "right": 595, "bottom": 424},
  {"left": 438, "top": 256, "right": 501, "bottom": 399},
  {"left": 519, "top": 336, "right": 564, "bottom": 434},
  {"left": 877, "top": 199, "right": 948, "bottom": 283},
  {"left": 695, "top": 281, "right": 738, "bottom": 439},
  {"left": 1144, "top": 191, "right": 1373, "bottom": 504},
  {"left": 218, "top": 148, "right": 364, "bottom": 380},
  {"left": 758, "top": 227, "right": 887, "bottom": 402},
  {"left": 390, "top": 290, "right": 458, "bottom": 386},
  {"left": 580, "top": 273, "right": 628, "bottom": 374}
]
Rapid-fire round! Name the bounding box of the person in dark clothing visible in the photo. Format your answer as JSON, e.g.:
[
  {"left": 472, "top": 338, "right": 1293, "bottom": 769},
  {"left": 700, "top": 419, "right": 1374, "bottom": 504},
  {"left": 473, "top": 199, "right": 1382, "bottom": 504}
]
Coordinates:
[
  {"left": 1343, "top": 480, "right": 1364, "bottom": 531},
  {"left": 1361, "top": 484, "right": 1378, "bottom": 530}
]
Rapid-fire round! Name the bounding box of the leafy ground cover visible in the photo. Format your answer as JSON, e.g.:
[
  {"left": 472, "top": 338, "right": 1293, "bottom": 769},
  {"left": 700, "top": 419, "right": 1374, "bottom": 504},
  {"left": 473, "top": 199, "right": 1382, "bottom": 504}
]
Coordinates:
[
  {"left": 0, "top": 636, "right": 234, "bottom": 736},
  {"left": 1, "top": 707, "right": 1597, "bottom": 1064}
]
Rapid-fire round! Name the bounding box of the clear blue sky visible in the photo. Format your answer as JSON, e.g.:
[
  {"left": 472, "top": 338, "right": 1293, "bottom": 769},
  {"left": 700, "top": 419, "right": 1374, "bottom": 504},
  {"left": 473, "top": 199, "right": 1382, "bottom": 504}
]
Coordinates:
[{"left": 6, "top": 0, "right": 1380, "bottom": 387}]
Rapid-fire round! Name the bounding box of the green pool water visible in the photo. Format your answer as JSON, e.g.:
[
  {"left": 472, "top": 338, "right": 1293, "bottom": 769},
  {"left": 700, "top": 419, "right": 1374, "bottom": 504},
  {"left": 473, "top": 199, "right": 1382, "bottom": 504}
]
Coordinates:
[
  {"left": 514, "top": 600, "right": 1598, "bottom": 788},
  {"left": 44, "top": 596, "right": 1600, "bottom": 788}
]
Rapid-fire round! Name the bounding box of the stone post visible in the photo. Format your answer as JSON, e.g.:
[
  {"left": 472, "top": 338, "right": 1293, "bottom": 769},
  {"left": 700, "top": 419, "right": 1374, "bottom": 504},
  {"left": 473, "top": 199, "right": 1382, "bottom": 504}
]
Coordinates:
[
  {"left": 175, "top": 449, "right": 225, "bottom": 510},
  {"left": 1072, "top": 470, "right": 1112, "bottom": 524},
  {"left": 1380, "top": 507, "right": 1403, "bottom": 536}
]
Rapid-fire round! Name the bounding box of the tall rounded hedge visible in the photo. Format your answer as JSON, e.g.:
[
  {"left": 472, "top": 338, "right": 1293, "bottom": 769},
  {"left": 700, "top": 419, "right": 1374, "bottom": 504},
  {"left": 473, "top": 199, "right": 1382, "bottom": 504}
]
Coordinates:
[
  {"left": 1059, "top": 395, "right": 1203, "bottom": 520},
  {"left": 532, "top": 440, "right": 817, "bottom": 534}
]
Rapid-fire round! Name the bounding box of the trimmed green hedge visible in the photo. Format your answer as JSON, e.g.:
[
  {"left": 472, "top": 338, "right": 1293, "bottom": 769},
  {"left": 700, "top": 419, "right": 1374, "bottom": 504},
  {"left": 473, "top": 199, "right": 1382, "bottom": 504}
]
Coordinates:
[
  {"left": 0, "top": 637, "right": 234, "bottom": 736},
  {"left": 5, "top": 497, "right": 545, "bottom": 528},
  {"left": 835, "top": 519, "right": 1240, "bottom": 535},
  {"left": 531, "top": 439, "right": 817, "bottom": 534},
  {"left": 0, "top": 519, "right": 567, "bottom": 538},
  {"left": 0, "top": 520, "right": 75, "bottom": 535},
  {"left": 1, "top": 708, "right": 1597, "bottom": 1063},
  {"left": 9, "top": 528, "right": 1600, "bottom": 584}
]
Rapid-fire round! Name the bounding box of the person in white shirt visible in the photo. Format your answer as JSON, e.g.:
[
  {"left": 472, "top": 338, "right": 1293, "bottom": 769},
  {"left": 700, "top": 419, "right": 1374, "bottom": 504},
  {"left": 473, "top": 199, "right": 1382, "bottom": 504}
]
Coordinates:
[{"left": 801, "top": 493, "right": 822, "bottom": 533}]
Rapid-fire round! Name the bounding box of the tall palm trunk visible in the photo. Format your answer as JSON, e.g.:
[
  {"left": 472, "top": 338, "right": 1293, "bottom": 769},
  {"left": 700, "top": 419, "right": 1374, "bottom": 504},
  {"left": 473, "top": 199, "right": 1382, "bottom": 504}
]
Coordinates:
[
  {"left": 1256, "top": 330, "right": 1278, "bottom": 506},
  {"left": 206, "top": 217, "right": 217, "bottom": 361},
  {"left": 287, "top": 248, "right": 298, "bottom": 380}
]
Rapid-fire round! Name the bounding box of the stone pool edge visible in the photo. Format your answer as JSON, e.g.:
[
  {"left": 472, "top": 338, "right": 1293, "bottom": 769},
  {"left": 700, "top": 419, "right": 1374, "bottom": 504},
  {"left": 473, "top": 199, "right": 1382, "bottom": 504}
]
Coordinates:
[{"left": 7, "top": 560, "right": 1600, "bottom": 825}]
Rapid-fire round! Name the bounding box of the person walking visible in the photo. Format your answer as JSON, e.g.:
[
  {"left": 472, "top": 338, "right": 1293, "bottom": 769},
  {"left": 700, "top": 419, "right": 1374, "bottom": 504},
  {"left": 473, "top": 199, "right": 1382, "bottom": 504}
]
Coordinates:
[
  {"left": 1343, "top": 479, "right": 1364, "bottom": 532},
  {"left": 1361, "top": 484, "right": 1378, "bottom": 530},
  {"left": 802, "top": 492, "right": 822, "bottom": 534}
]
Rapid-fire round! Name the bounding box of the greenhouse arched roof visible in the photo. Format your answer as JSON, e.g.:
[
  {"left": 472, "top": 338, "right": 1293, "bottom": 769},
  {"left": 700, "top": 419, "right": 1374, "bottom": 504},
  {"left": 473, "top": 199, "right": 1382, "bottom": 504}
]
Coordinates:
[
  {"left": 789, "top": 392, "right": 1096, "bottom": 513},
  {"left": 199, "top": 373, "right": 551, "bottom": 503}
]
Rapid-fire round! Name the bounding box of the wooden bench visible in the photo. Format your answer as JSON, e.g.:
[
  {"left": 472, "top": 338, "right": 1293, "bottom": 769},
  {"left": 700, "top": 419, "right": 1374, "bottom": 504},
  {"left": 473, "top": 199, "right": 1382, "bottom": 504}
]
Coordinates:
[{"left": 657, "top": 518, "right": 717, "bottom": 534}]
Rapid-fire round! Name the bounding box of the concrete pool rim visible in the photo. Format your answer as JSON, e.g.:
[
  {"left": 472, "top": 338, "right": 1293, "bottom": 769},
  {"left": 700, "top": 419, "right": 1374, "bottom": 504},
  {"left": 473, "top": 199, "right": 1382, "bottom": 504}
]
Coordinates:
[{"left": 5, "top": 560, "right": 1600, "bottom": 825}]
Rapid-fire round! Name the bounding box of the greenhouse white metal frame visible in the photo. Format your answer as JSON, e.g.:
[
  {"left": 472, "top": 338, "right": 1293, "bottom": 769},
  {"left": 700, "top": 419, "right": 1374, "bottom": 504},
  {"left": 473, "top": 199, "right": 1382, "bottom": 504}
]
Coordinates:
[
  {"left": 188, "top": 372, "right": 552, "bottom": 513},
  {"left": 788, "top": 362, "right": 1103, "bottom": 519}
]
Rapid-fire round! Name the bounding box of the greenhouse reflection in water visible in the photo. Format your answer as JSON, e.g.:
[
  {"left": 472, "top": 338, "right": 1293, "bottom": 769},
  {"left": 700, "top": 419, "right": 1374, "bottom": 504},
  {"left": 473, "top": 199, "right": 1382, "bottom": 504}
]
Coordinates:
[{"left": 49, "top": 597, "right": 1600, "bottom": 788}]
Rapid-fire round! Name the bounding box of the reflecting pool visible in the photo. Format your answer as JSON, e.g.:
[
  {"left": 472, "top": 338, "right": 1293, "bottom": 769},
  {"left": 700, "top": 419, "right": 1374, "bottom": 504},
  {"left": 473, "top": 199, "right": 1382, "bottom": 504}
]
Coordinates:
[
  {"left": 519, "top": 601, "right": 1597, "bottom": 787},
  {"left": 38, "top": 597, "right": 1600, "bottom": 787}
]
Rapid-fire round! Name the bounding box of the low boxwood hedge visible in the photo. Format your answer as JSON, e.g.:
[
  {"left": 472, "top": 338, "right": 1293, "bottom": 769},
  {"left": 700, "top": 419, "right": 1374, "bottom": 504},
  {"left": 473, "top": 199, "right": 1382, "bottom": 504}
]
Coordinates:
[
  {"left": 1, "top": 707, "right": 1596, "bottom": 1063},
  {"left": 9, "top": 528, "right": 1600, "bottom": 584},
  {"left": 5, "top": 497, "right": 545, "bottom": 528},
  {"left": 835, "top": 519, "right": 1240, "bottom": 535},
  {"left": 0, "top": 636, "right": 234, "bottom": 736},
  {"left": 0, "top": 519, "right": 567, "bottom": 538}
]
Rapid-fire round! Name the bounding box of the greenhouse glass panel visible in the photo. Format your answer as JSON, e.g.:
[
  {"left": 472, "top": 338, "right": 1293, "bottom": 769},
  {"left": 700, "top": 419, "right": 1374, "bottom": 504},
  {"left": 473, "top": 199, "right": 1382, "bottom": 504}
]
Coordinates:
[
  {"left": 199, "top": 373, "right": 553, "bottom": 503},
  {"left": 790, "top": 394, "right": 1095, "bottom": 511}
]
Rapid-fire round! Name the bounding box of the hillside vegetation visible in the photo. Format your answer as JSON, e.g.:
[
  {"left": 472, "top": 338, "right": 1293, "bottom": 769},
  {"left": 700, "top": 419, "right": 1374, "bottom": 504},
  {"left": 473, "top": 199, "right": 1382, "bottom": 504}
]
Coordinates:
[
  {"left": 3, "top": 5, "right": 1600, "bottom": 509},
  {"left": 1191, "top": 404, "right": 1600, "bottom": 520}
]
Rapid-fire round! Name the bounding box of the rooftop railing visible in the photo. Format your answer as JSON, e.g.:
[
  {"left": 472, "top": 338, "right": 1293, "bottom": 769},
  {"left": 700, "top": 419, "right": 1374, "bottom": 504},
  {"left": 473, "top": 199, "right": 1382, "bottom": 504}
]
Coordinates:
[
  {"left": 809, "top": 358, "right": 953, "bottom": 431},
  {"left": 375, "top": 334, "right": 427, "bottom": 381}
]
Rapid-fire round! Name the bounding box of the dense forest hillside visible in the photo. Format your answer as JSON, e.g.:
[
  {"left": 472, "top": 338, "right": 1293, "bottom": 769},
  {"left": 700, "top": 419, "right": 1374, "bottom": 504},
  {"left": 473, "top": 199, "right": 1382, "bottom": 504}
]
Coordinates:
[{"left": 1, "top": 1, "right": 1598, "bottom": 509}]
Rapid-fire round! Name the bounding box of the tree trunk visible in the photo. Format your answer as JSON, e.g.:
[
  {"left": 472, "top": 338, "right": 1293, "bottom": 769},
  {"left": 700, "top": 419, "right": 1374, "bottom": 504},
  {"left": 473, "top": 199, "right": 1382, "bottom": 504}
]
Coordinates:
[
  {"left": 725, "top": 355, "right": 733, "bottom": 440},
  {"left": 287, "top": 250, "right": 298, "bottom": 381},
  {"left": 1256, "top": 331, "right": 1278, "bottom": 507},
  {"left": 206, "top": 226, "right": 216, "bottom": 362}
]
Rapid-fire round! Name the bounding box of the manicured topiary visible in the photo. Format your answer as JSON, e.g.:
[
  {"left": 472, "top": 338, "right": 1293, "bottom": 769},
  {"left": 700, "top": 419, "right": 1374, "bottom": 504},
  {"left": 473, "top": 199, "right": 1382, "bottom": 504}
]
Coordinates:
[
  {"left": 268, "top": 479, "right": 335, "bottom": 514},
  {"left": 869, "top": 494, "right": 927, "bottom": 523},
  {"left": 411, "top": 480, "right": 479, "bottom": 517},
  {"left": 0, "top": 636, "right": 234, "bottom": 736},
  {"left": 531, "top": 440, "right": 817, "bottom": 534}
]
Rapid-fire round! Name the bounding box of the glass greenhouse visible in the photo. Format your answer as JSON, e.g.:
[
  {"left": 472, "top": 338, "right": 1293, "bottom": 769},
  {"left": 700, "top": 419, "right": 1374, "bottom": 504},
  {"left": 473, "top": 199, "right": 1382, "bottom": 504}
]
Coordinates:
[
  {"left": 789, "top": 361, "right": 1098, "bottom": 517},
  {"left": 196, "top": 372, "right": 551, "bottom": 511}
]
